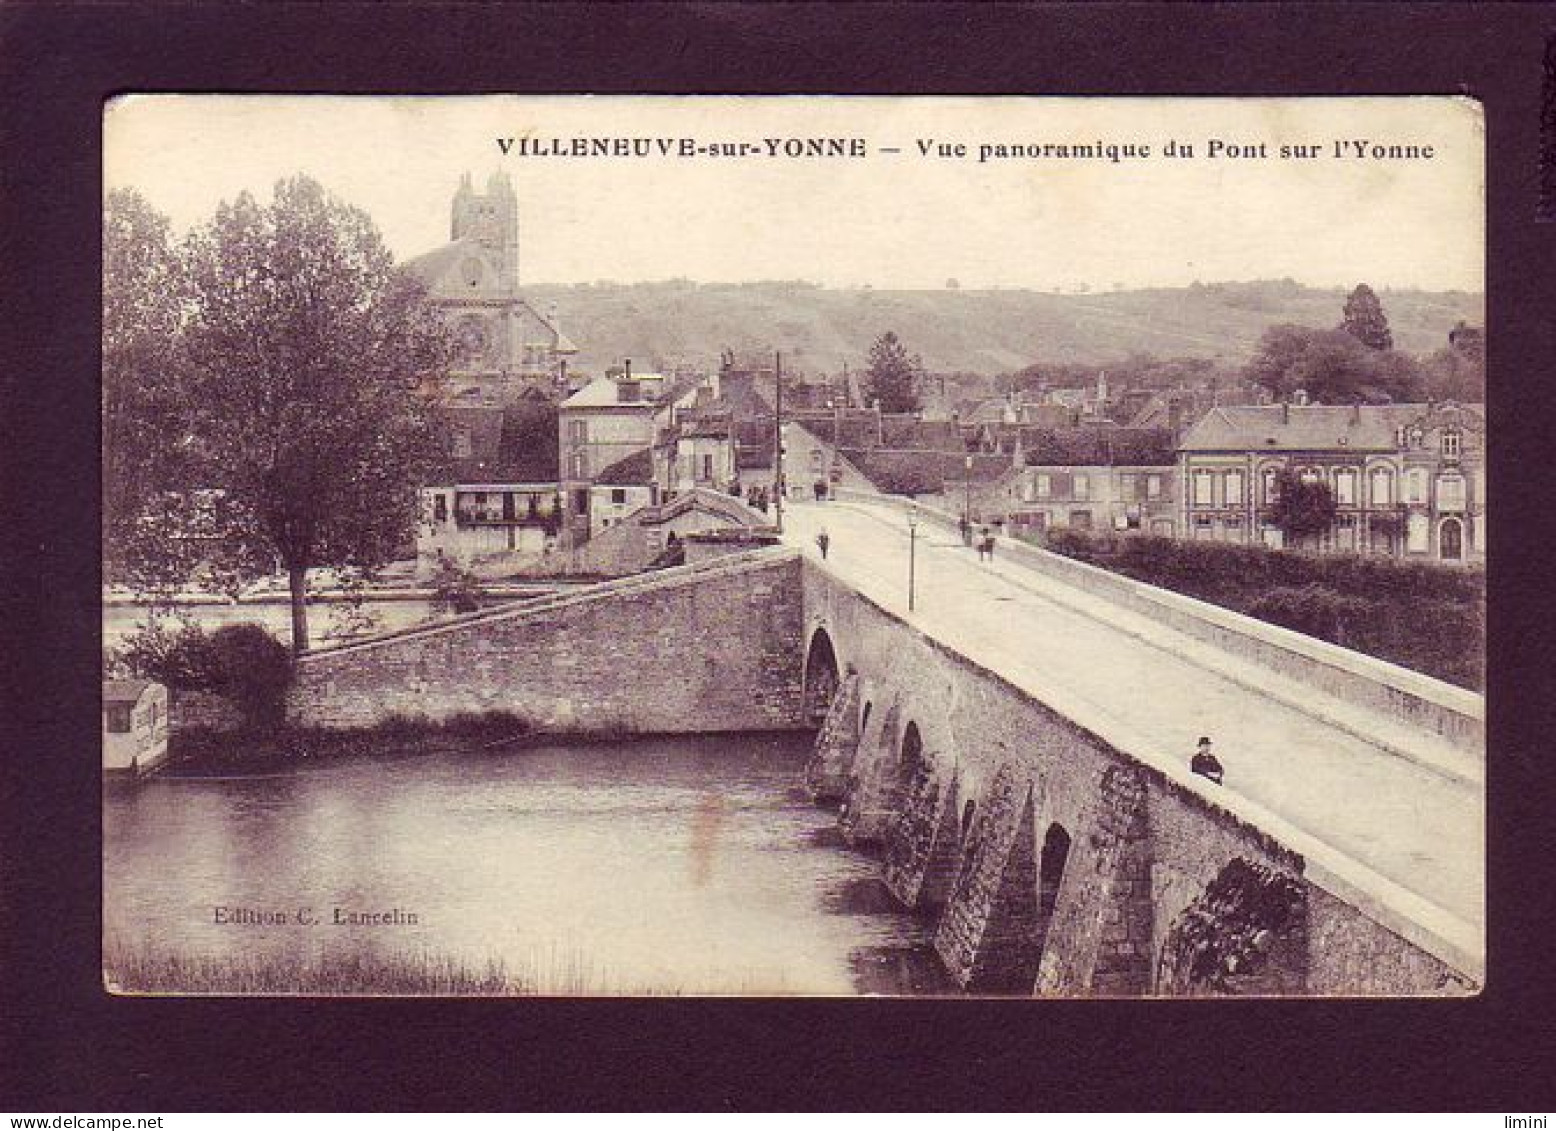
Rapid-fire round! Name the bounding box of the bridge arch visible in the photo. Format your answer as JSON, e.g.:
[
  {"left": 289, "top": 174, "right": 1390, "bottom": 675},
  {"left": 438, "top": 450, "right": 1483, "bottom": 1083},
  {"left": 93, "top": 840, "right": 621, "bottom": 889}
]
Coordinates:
[{"left": 802, "top": 626, "right": 841, "bottom": 726}]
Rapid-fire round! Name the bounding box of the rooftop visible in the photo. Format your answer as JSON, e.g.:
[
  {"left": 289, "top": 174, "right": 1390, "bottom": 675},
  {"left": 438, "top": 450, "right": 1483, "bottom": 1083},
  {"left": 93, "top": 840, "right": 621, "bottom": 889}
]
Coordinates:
[{"left": 1179, "top": 402, "right": 1484, "bottom": 453}]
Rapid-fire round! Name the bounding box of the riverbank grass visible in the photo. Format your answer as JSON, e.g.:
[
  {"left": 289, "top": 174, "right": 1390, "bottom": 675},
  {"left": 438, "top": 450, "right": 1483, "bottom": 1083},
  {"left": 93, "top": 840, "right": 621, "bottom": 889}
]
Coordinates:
[{"left": 102, "top": 941, "right": 721, "bottom": 996}]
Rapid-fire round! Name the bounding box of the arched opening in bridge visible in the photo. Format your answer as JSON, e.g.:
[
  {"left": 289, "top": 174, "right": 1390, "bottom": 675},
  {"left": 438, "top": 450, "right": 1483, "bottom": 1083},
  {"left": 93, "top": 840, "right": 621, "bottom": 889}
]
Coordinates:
[
  {"left": 1034, "top": 823, "right": 1072, "bottom": 957},
  {"left": 802, "top": 627, "right": 841, "bottom": 727}
]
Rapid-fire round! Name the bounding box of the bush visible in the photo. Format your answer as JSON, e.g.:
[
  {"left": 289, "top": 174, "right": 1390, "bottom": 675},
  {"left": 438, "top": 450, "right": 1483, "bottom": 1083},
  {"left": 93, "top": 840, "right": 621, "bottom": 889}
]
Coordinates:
[
  {"left": 430, "top": 557, "right": 484, "bottom": 615},
  {"left": 112, "top": 620, "right": 293, "bottom": 729}
]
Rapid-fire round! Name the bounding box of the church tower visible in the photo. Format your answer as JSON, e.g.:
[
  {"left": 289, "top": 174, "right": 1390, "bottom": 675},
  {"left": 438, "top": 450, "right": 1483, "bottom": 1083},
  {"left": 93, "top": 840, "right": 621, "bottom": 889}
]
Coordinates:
[{"left": 451, "top": 171, "right": 519, "bottom": 291}]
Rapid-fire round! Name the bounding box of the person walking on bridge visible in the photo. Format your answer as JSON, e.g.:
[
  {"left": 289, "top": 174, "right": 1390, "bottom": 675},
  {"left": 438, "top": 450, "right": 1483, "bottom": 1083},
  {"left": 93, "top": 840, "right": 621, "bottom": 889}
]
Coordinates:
[
  {"left": 816, "top": 529, "right": 831, "bottom": 560},
  {"left": 1191, "top": 736, "right": 1225, "bottom": 785}
]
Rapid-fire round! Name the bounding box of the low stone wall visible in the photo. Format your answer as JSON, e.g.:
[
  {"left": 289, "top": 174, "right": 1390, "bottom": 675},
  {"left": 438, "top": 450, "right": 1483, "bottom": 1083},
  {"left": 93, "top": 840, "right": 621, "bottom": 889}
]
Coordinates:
[
  {"left": 170, "top": 688, "right": 244, "bottom": 735},
  {"left": 287, "top": 550, "right": 808, "bottom": 735}
]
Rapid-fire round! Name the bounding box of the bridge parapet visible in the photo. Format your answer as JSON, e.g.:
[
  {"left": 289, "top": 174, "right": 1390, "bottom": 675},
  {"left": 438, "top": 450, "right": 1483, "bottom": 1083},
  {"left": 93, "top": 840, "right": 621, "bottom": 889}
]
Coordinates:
[{"left": 831, "top": 489, "right": 1483, "bottom": 760}]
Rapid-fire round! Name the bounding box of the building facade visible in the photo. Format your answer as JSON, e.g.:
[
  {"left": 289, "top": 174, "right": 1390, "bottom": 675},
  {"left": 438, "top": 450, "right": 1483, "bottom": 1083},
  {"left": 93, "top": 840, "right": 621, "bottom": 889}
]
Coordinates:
[
  {"left": 403, "top": 172, "right": 579, "bottom": 405},
  {"left": 1006, "top": 428, "right": 1179, "bottom": 538},
  {"left": 1177, "top": 402, "right": 1485, "bottom": 563}
]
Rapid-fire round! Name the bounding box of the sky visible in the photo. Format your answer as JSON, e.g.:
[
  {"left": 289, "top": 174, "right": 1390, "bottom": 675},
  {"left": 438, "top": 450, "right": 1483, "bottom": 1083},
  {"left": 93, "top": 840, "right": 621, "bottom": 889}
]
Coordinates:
[{"left": 104, "top": 95, "right": 1484, "bottom": 293}]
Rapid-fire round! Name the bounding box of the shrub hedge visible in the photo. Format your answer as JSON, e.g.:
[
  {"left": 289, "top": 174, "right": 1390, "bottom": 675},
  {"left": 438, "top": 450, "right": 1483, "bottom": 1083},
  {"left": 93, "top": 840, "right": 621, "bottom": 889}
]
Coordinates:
[{"left": 1033, "top": 530, "right": 1484, "bottom": 690}]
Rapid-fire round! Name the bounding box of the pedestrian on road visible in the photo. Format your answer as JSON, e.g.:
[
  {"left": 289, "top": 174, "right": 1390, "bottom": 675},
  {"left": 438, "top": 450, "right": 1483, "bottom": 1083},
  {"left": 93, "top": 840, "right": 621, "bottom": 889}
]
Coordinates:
[
  {"left": 1191, "top": 736, "right": 1225, "bottom": 785},
  {"left": 959, "top": 515, "right": 972, "bottom": 546},
  {"left": 977, "top": 526, "right": 991, "bottom": 561},
  {"left": 816, "top": 530, "right": 831, "bottom": 560}
]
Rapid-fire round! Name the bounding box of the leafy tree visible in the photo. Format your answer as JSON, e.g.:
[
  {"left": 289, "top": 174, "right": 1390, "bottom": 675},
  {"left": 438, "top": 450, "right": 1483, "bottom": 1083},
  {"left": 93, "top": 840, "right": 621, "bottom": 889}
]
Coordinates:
[
  {"left": 1246, "top": 324, "right": 1423, "bottom": 404},
  {"left": 1419, "top": 345, "right": 1485, "bottom": 404},
  {"left": 1266, "top": 468, "right": 1337, "bottom": 541},
  {"left": 1339, "top": 284, "right": 1393, "bottom": 350},
  {"left": 103, "top": 190, "right": 201, "bottom": 599},
  {"left": 863, "top": 330, "right": 923, "bottom": 413},
  {"left": 180, "top": 176, "right": 455, "bottom": 652}
]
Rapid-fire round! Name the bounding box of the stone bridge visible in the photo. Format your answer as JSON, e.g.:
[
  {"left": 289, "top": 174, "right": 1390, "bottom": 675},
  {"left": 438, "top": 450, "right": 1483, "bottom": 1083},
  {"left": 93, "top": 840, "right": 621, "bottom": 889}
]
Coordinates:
[{"left": 287, "top": 496, "right": 1483, "bottom": 996}]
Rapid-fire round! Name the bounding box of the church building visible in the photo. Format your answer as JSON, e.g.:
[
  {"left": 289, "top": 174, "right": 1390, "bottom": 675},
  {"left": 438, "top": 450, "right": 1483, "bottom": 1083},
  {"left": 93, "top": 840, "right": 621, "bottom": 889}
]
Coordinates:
[{"left": 403, "top": 172, "right": 578, "bottom": 405}]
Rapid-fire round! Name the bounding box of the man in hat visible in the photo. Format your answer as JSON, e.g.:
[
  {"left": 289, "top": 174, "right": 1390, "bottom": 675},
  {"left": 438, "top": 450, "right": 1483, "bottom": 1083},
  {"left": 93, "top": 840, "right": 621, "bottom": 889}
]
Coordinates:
[{"left": 1191, "top": 736, "right": 1225, "bottom": 785}]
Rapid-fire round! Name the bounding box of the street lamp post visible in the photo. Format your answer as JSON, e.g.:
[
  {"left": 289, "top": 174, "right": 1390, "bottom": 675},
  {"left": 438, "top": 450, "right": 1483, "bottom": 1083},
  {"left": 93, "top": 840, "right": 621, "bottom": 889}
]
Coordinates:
[
  {"left": 963, "top": 453, "right": 974, "bottom": 544},
  {"left": 907, "top": 506, "right": 919, "bottom": 611}
]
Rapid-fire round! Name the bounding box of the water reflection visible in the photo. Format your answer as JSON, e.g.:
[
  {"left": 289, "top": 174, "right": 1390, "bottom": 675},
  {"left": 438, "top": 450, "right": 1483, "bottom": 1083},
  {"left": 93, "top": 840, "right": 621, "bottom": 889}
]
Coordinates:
[{"left": 104, "top": 732, "right": 959, "bottom": 996}]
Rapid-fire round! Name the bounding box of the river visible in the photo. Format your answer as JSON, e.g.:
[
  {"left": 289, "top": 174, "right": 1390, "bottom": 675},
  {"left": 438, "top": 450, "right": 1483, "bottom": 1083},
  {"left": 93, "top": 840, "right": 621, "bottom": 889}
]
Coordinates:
[{"left": 103, "top": 732, "right": 955, "bottom": 996}]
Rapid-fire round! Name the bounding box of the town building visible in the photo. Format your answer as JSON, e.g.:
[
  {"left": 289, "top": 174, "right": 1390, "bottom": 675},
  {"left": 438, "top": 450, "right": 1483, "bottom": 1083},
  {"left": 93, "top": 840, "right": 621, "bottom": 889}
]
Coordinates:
[
  {"left": 588, "top": 447, "right": 658, "bottom": 538},
  {"left": 404, "top": 172, "right": 578, "bottom": 405},
  {"left": 564, "top": 487, "right": 773, "bottom": 576},
  {"left": 102, "top": 679, "right": 170, "bottom": 777},
  {"left": 417, "top": 400, "right": 562, "bottom": 571},
  {"left": 1177, "top": 401, "right": 1485, "bottom": 562},
  {"left": 1002, "top": 427, "right": 1179, "bottom": 538},
  {"left": 558, "top": 367, "right": 701, "bottom": 547}
]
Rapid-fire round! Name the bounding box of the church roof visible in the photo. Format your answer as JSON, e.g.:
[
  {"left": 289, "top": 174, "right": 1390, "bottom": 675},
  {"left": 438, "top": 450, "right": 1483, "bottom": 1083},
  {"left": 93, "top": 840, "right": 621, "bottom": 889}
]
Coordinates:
[{"left": 402, "top": 237, "right": 481, "bottom": 288}]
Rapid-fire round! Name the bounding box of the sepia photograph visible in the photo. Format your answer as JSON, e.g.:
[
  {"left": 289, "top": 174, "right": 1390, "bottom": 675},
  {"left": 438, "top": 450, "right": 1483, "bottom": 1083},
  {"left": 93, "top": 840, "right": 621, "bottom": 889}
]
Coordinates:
[{"left": 99, "top": 94, "right": 1485, "bottom": 999}]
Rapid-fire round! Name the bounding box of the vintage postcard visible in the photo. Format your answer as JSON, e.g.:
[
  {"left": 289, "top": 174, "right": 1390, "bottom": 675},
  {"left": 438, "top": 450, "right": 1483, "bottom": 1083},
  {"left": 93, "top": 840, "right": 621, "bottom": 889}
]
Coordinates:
[{"left": 100, "top": 95, "right": 1484, "bottom": 998}]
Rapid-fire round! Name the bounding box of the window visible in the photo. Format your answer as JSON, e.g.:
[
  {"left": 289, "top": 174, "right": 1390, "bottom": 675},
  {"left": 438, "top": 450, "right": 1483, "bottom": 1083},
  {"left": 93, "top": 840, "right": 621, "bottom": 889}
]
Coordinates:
[
  {"left": 1369, "top": 467, "right": 1394, "bottom": 508},
  {"left": 1437, "top": 474, "right": 1466, "bottom": 512},
  {"left": 1334, "top": 468, "right": 1357, "bottom": 507},
  {"left": 1035, "top": 473, "right": 1052, "bottom": 499},
  {"left": 809, "top": 448, "right": 823, "bottom": 472},
  {"left": 1073, "top": 474, "right": 1090, "bottom": 501},
  {"left": 452, "top": 428, "right": 473, "bottom": 459},
  {"left": 1192, "top": 469, "right": 1214, "bottom": 507},
  {"left": 1404, "top": 468, "right": 1429, "bottom": 505},
  {"left": 106, "top": 703, "right": 132, "bottom": 734},
  {"left": 1224, "top": 470, "right": 1244, "bottom": 507},
  {"left": 433, "top": 495, "right": 448, "bottom": 523},
  {"left": 703, "top": 454, "right": 715, "bottom": 480},
  {"left": 1120, "top": 474, "right": 1138, "bottom": 502},
  {"left": 1192, "top": 514, "right": 1214, "bottom": 540},
  {"left": 1442, "top": 428, "right": 1461, "bottom": 458},
  {"left": 569, "top": 452, "right": 588, "bottom": 479},
  {"left": 1262, "top": 467, "right": 1280, "bottom": 505},
  {"left": 571, "top": 489, "right": 589, "bottom": 514},
  {"left": 611, "top": 488, "right": 627, "bottom": 505},
  {"left": 1069, "top": 510, "right": 1092, "bottom": 530},
  {"left": 1146, "top": 474, "right": 1162, "bottom": 500},
  {"left": 568, "top": 419, "right": 588, "bottom": 444},
  {"left": 1407, "top": 512, "right": 1430, "bottom": 553}
]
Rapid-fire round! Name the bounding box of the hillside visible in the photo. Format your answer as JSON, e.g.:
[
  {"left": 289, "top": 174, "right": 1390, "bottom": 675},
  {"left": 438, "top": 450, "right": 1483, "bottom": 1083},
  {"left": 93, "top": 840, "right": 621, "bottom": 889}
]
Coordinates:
[{"left": 520, "top": 280, "right": 1483, "bottom": 378}]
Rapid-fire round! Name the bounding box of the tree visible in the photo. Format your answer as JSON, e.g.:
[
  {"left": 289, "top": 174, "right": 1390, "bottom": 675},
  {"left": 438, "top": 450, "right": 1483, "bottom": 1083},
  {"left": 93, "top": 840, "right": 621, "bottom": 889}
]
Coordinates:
[
  {"left": 1339, "top": 284, "right": 1393, "bottom": 350},
  {"left": 103, "top": 189, "right": 203, "bottom": 599},
  {"left": 180, "top": 176, "right": 455, "bottom": 652},
  {"left": 863, "top": 331, "right": 923, "bottom": 414},
  {"left": 1246, "top": 323, "right": 1423, "bottom": 404},
  {"left": 1266, "top": 468, "right": 1337, "bottom": 541}
]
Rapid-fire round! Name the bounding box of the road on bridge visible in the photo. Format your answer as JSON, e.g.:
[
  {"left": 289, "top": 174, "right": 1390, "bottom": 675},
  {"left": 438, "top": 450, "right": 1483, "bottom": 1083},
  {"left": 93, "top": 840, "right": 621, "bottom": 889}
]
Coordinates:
[{"left": 781, "top": 498, "right": 1484, "bottom": 946}]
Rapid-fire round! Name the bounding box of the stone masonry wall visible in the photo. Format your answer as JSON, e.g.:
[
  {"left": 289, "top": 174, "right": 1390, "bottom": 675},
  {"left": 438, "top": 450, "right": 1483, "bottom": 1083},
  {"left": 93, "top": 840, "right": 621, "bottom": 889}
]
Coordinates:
[
  {"left": 802, "top": 561, "right": 1478, "bottom": 995},
  {"left": 289, "top": 553, "right": 807, "bottom": 735}
]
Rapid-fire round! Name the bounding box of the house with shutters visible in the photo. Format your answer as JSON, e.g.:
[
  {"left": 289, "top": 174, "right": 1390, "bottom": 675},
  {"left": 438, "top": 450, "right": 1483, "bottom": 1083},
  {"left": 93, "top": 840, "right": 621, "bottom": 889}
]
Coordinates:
[
  {"left": 1176, "top": 401, "right": 1484, "bottom": 562},
  {"left": 1003, "top": 427, "right": 1179, "bottom": 538}
]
